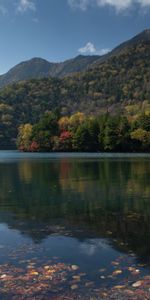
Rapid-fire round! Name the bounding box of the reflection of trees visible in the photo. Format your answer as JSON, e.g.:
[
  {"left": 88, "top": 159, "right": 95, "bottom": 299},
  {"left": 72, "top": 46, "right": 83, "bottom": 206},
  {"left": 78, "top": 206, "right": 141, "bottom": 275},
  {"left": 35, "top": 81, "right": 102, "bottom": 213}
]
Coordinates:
[{"left": 0, "top": 157, "right": 150, "bottom": 261}]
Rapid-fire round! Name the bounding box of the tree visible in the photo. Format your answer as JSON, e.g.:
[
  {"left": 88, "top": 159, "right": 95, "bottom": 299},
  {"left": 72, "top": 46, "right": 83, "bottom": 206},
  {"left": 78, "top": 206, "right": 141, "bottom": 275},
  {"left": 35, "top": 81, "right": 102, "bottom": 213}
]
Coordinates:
[
  {"left": 138, "top": 114, "right": 150, "bottom": 131},
  {"left": 86, "top": 117, "right": 100, "bottom": 151},
  {"left": 58, "top": 116, "right": 70, "bottom": 132},
  {"left": 131, "top": 128, "right": 150, "bottom": 151},
  {"left": 103, "top": 117, "right": 118, "bottom": 151},
  {"left": 17, "top": 124, "right": 33, "bottom": 151},
  {"left": 73, "top": 124, "right": 92, "bottom": 151},
  {"left": 59, "top": 131, "right": 72, "bottom": 151},
  {"left": 103, "top": 115, "right": 130, "bottom": 151},
  {"left": 32, "top": 112, "right": 59, "bottom": 151},
  {"left": 29, "top": 141, "right": 40, "bottom": 152},
  {"left": 69, "top": 112, "right": 86, "bottom": 132}
]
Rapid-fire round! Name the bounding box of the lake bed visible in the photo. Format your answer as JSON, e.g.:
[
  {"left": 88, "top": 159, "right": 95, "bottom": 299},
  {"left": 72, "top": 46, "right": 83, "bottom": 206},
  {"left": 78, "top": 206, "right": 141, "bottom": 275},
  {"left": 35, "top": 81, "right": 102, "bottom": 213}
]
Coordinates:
[{"left": 0, "top": 151, "right": 150, "bottom": 299}]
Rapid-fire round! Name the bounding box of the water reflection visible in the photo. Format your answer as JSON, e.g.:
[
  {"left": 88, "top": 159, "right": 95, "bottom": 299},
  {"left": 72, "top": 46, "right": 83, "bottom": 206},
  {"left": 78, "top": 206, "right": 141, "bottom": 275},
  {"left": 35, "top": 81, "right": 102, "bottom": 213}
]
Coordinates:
[{"left": 0, "top": 156, "right": 150, "bottom": 264}]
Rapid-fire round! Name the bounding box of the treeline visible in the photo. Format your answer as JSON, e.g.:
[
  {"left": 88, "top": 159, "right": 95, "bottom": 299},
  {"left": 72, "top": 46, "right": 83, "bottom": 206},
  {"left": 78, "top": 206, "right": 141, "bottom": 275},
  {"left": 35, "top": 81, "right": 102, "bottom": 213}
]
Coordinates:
[{"left": 17, "top": 111, "right": 150, "bottom": 152}]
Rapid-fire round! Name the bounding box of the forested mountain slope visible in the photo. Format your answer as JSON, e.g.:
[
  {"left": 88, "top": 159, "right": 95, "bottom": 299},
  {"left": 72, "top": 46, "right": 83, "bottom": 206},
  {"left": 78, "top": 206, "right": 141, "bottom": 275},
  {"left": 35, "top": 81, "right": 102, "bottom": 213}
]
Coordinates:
[
  {"left": 0, "top": 30, "right": 150, "bottom": 148},
  {"left": 0, "top": 29, "right": 149, "bottom": 89},
  {"left": 0, "top": 55, "right": 100, "bottom": 88}
]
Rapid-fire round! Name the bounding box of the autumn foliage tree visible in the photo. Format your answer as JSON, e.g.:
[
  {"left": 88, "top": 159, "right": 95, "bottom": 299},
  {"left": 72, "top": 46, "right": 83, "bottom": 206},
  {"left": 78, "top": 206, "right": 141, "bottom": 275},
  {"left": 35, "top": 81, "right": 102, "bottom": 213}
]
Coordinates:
[
  {"left": 16, "top": 111, "right": 150, "bottom": 153},
  {"left": 17, "top": 124, "right": 33, "bottom": 151}
]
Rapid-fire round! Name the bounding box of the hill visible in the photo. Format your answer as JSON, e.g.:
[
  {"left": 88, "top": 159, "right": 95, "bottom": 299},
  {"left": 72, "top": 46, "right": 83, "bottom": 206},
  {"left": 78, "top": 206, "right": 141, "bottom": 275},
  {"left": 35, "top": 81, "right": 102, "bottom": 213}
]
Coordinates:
[
  {"left": 94, "top": 29, "right": 150, "bottom": 64},
  {"left": 0, "top": 30, "right": 150, "bottom": 149},
  {"left": 0, "top": 29, "right": 150, "bottom": 89},
  {"left": 0, "top": 55, "right": 100, "bottom": 88}
]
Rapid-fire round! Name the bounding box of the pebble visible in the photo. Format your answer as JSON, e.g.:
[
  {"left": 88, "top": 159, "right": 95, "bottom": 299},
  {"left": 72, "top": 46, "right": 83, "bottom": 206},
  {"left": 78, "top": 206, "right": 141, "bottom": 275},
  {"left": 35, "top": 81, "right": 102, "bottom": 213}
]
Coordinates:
[
  {"left": 44, "top": 266, "right": 50, "bottom": 270},
  {"left": 112, "top": 270, "right": 123, "bottom": 275},
  {"left": 1, "top": 274, "right": 7, "bottom": 279},
  {"left": 71, "top": 284, "right": 78, "bottom": 290},
  {"left": 113, "top": 285, "right": 125, "bottom": 289},
  {"left": 72, "top": 275, "right": 81, "bottom": 281},
  {"left": 132, "top": 280, "right": 143, "bottom": 288},
  {"left": 71, "top": 265, "right": 79, "bottom": 271},
  {"left": 111, "top": 261, "right": 120, "bottom": 266}
]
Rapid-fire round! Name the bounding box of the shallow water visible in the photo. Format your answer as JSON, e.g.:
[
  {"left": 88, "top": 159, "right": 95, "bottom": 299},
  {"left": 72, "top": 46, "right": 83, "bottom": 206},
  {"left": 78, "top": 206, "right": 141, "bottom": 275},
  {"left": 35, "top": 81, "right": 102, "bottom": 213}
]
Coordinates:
[{"left": 0, "top": 151, "right": 150, "bottom": 298}]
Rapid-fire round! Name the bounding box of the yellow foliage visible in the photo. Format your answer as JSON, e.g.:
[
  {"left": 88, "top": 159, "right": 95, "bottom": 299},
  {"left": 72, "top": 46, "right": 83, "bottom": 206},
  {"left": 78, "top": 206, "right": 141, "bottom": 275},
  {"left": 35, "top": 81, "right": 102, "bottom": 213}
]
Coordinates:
[
  {"left": 131, "top": 128, "right": 150, "bottom": 143},
  {"left": 69, "top": 112, "right": 86, "bottom": 126},
  {"left": 58, "top": 116, "right": 70, "bottom": 131},
  {"left": 18, "top": 124, "right": 33, "bottom": 150}
]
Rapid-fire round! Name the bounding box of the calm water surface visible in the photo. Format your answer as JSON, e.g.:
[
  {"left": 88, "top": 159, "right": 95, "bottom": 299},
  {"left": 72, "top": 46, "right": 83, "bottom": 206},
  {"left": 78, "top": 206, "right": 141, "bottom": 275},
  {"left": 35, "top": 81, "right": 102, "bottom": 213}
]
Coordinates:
[{"left": 0, "top": 151, "right": 150, "bottom": 298}]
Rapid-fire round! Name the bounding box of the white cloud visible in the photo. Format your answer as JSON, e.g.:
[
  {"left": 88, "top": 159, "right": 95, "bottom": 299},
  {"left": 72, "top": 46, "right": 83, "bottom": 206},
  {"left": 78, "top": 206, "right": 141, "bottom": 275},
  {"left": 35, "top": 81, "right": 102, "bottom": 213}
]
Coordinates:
[
  {"left": 68, "top": 0, "right": 150, "bottom": 11},
  {"left": 78, "top": 42, "right": 110, "bottom": 55},
  {"left": 0, "top": 0, "right": 36, "bottom": 16},
  {"left": 97, "top": 0, "right": 133, "bottom": 11},
  {"left": 98, "top": 48, "right": 110, "bottom": 55},
  {"left": 79, "top": 42, "right": 96, "bottom": 54},
  {"left": 80, "top": 239, "right": 110, "bottom": 256},
  {"left": 17, "top": 0, "right": 36, "bottom": 13},
  {"left": 68, "top": 0, "right": 91, "bottom": 11}
]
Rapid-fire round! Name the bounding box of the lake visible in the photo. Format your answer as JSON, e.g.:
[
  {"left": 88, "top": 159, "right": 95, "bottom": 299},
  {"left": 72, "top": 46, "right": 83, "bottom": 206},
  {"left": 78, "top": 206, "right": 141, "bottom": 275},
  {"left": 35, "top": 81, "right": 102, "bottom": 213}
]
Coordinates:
[{"left": 0, "top": 151, "right": 150, "bottom": 299}]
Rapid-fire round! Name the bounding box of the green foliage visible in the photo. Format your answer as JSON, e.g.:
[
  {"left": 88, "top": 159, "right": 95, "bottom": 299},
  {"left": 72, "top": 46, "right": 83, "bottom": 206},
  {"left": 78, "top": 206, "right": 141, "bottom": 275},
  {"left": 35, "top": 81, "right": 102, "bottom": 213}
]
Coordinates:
[
  {"left": 72, "top": 125, "right": 92, "bottom": 151},
  {"left": 0, "top": 40, "right": 150, "bottom": 149},
  {"left": 138, "top": 114, "right": 150, "bottom": 131},
  {"left": 32, "top": 112, "right": 59, "bottom": 151},
  {"left": 98, "top": 115, "right": 131, "bottom": 151},
  {"left": 16, "top": 112, "right": 150, "bottom": 152}
]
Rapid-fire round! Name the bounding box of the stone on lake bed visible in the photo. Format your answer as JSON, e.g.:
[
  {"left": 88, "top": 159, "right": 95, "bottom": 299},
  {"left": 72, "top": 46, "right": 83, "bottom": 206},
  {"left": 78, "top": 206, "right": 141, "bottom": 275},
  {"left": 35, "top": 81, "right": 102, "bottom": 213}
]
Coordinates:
[
  {"left": 132, "top": 269, "right": 140, "bottom": 275},
  {"left": 71, "top": 265, "right": 79, "bottom": 271},
  {"left": 113, "top": 285, "right": 125, "bottom": 289},
  {"left": 72, "top": 275, "right": 81, "bottom": 281},
  {"left": 1, "top": 274, "right": 7, "bottom": 279},
  {"left": 128, "top": 267, "right": 135, "bottom": 271},
  {"left": 30, "top": 271, "right": 39, "bottom": 276},
  {"left": 44, "top": 266, "right": 50, "bottom": 270},
  {"left": 111, "top": 261, "right": 120, "bottom": 266},
  {"left": 112, "top": 270, "right": 123, "bottom": 275},
  {"left": 132, "top": 280, "right": 143, "bottom": 287},
  {"left": 71, "top": 284, "right": 78, "bottom": 290}
]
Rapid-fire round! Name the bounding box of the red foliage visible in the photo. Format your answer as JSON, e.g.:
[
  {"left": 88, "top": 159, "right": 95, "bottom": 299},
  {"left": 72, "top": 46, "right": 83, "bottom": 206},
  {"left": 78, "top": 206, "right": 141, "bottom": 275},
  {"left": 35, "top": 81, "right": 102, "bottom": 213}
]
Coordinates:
[
  {"left": 60, "top": 131, "right": 72, "bottom": 141},
  {"left": 59, "top": 131, "right": 72, "bottom": 151},
  {"left": 29, "top": 141, "right": 40, "bottom": 152}
]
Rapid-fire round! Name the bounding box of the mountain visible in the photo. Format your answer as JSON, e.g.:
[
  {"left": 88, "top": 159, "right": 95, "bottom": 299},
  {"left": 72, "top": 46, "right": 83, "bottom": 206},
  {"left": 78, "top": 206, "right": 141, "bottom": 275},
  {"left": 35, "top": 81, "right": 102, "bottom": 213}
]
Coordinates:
[
  {"left": 0, "top": 29, "right": 149, "bottom": 89},
  {"left": 0, "top": 55, "right": 100, "bottom": 88},
  {"left": 94, "top": 29, "right": 150, "bottom": 64},
  {"left": 0, "top": 29, "right": 150, "bottom": 148}
]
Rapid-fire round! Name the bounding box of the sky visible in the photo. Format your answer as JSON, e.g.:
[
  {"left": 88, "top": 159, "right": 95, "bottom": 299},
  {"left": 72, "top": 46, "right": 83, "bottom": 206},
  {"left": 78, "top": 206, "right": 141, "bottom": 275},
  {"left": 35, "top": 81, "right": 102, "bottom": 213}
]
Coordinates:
[{"left": 0, "top": 0, "right": 150, "bottom": 74}]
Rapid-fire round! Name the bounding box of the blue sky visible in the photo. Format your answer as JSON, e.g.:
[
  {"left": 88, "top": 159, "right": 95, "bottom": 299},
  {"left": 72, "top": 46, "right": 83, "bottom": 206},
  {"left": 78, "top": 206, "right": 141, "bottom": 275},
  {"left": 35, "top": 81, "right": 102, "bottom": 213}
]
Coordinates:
[{"left": 0, "top": 0, "right": 150, "bottom": 74}]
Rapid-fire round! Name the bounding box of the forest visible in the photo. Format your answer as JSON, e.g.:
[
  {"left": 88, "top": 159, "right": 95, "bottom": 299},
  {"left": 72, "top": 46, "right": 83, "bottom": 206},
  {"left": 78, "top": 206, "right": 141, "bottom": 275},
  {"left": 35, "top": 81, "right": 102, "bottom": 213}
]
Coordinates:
[
  {"left": 17, "top": 111, "right": 150, "bottom": 152},
  {"left": 0, "top": 40, "right": 150, "bottom": 150}
]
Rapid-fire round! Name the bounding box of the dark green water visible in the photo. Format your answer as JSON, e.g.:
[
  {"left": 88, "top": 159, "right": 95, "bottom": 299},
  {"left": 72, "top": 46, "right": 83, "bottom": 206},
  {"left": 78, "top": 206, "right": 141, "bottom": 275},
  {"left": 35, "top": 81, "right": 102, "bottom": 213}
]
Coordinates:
[{"left": 0, "top": 151, "right": 150, "bottom": 298}]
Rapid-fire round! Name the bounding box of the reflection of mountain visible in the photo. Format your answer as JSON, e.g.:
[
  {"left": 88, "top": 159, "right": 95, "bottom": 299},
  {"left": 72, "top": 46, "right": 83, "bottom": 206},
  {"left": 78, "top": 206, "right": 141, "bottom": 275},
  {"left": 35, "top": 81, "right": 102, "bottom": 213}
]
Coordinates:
[{"left": 0, "top": 157, "right": 150, "bottom": 262}]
